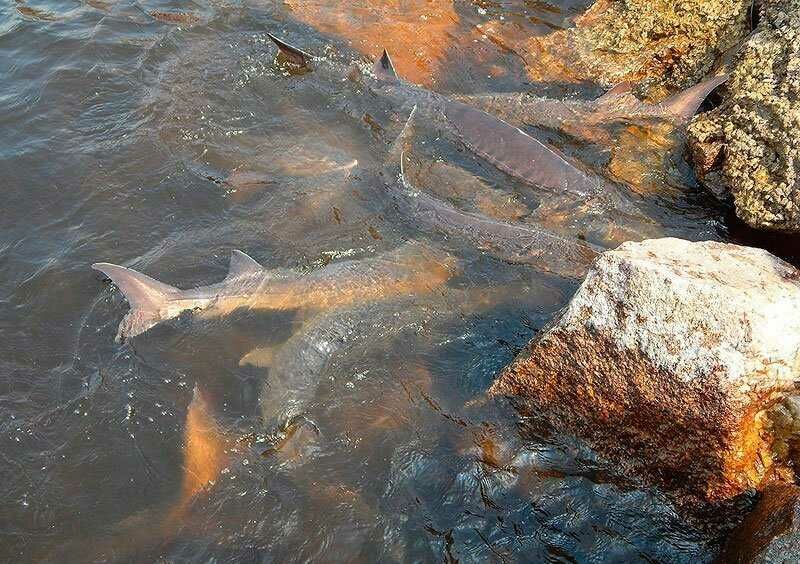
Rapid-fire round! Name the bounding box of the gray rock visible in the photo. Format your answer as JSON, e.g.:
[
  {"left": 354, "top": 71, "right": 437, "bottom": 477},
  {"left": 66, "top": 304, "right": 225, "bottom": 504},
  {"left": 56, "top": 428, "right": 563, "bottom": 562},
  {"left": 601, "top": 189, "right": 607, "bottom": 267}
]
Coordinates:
[{"left": 489, "top": 238, "right": 800, "bottom": 508}]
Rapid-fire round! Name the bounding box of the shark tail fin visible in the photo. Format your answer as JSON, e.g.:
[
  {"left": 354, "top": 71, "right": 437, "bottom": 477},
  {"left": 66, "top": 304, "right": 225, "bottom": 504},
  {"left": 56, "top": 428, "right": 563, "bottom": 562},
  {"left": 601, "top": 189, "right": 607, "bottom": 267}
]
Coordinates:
[
  {"left": 93, "top": 262, "right": 182, "bottom": 341},
  {"left": 661, "top": 73, "right": 729, "bottom": 122}
]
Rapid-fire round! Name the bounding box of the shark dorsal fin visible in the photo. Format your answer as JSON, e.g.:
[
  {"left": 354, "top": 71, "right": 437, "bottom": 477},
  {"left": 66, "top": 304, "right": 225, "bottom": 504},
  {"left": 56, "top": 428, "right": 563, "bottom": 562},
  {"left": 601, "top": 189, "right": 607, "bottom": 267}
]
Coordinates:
[
  {"left": 596, "top": 81, "right": 634, "bottom": 105},
  {"left": 373, "top": 49, "right": 398, "bottom": 82},
  {"left": 226, "top": 250, "right": 263, "bottom": 280},
  {"left": 267, "top": 33, "right": 313, "bottom": 67}
]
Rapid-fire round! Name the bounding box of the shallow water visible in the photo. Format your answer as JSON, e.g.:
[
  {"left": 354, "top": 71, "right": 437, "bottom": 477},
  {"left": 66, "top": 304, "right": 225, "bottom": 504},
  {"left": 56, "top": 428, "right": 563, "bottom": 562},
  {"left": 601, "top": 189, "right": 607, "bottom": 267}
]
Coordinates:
[{"left": 0, "top": 0, "right": 787, "bottom": 562}]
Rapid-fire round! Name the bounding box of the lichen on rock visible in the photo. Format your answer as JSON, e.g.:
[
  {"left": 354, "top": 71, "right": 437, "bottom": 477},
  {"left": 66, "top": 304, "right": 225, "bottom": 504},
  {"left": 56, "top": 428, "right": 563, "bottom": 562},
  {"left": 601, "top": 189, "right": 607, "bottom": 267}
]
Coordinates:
[
  {"left": 490, "top": 238, "right": 800, "bottom": 510},
  {"left": 687, "top": 0, "right": 800, "bottom": 232},
  {"left": 520, "top": 0, "right": 750, "bottom": 99}
]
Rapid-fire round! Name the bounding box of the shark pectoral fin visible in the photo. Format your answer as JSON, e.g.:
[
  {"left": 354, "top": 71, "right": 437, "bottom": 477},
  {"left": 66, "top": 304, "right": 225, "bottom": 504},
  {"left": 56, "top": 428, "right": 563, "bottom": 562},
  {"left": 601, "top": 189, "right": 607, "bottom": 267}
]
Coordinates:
[
  {"left": 239, "top": 346, "right": 276, "bottom": 368},
  {"left": 173, "top": 386, "right": 228, "bottom": 518},
  {"left": 225, "top": 250, "right": 264, "bottom": 281},
  {"left": 373, "top": 49, "right": 399, "bottom": 82},
  {"left": 267, "top": 32, "right": 313, "bottom": 67},
  {"left": 92, "top": 262, "right": 181, "bottom": 341},
  {"left": 661, "top": 73, "right": 728, "bottom": 123}
]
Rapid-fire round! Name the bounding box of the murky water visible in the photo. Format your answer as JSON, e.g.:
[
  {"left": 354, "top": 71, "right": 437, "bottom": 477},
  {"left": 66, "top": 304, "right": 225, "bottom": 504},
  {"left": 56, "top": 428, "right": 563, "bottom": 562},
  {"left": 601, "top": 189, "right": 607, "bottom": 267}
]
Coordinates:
[{"left": 0, "top": 0, "right": 781, "bottom": 562}]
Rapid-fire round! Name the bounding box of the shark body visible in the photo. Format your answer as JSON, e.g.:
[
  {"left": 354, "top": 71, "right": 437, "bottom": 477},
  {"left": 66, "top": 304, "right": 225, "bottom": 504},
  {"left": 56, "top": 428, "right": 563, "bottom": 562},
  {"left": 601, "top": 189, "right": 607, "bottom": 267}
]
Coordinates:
[
  {"left": 455, "top": 75, "right": 728, "bottom": 147},
  {"left": 94, "top": 242, "right": 455, "bottom": 340},
  {"left": 268, "top": 35, "right": 615, "bottom": 200},
  {"left": 240, "top": 298, "right": 441, "bottom": 426},
  {"left": 388, "top": 153, "right": 598, "bottom": 278}
]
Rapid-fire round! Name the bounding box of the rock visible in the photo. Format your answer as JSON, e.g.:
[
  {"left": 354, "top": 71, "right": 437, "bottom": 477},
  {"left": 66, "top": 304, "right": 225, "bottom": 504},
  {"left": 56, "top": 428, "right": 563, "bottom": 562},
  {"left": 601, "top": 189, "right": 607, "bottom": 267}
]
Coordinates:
[
  {"left": 518, "top": 0, "right": 750, "bottom": 99},
  {"left": 489, "top": 238, "right": 800, "bottom": 509},
  {"left": 687, "top": 0, "right": 800, "bottom": 232},
  {"left": 720, "top": 482, "right": 800, "bottom": 563}
]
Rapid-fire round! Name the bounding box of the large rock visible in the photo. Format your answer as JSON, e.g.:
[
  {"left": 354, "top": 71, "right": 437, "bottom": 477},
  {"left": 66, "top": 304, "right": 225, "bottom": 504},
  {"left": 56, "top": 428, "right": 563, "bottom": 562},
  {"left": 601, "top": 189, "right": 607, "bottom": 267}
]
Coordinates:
[
  {"left": 687, "top": 0, "right": 800, "bottom": 232},
  {"left": 720, "top": 482, "right": 800, "bottom": 563},
  {"left": 504, "top": 0, "right": 750, "bottom": 99},
  {"left": 490, "top": 238, "right": 800, "bottom": 508}
]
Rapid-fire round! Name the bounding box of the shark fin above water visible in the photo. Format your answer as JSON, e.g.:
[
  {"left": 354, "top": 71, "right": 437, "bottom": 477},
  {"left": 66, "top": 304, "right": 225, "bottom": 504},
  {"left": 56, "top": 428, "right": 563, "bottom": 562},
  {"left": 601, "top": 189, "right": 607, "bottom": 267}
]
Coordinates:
[
  {"left": 373, "top": 49, "right": 398, "bottom": 82},
  {"left": 93, "top": 262, "right": 180, "bottom": 341},
  {"left": 267, "top": 32, "right": 313, "bottom": 67},
  {"left": 224, "top": 250, "right": 263, "bottom": 281}
]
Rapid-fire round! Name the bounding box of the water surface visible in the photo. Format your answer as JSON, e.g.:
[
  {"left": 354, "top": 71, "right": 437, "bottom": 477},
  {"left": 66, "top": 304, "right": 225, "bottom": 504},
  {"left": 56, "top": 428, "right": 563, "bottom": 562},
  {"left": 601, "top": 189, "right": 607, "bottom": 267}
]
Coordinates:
[{"left": 0, "top": 0, "right": 759, "bottom": 561}]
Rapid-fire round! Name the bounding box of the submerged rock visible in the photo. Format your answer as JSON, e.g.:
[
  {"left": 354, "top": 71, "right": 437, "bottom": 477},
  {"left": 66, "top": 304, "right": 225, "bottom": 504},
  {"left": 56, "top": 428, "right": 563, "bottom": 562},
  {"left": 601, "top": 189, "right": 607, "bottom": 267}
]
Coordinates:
[
  {"left": 687, "top": 0, "right": 800, "bottom": 232},
  {"left": 519, "top": 0, "right": 750, "bottom": 98},
  {"left": 284, "top": 0, "right": 459, "bottom": 86},
  {"left": 489, "top": 238, "right": 800, "bottom": 509},
  {"left": 720, "top": 482, "right": 800, "bottom": 562}
]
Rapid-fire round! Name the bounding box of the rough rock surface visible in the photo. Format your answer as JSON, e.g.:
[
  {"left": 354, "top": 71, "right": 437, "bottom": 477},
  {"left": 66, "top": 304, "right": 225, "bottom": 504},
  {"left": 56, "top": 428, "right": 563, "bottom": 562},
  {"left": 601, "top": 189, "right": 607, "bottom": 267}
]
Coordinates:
[
  {"left": 687, "top": 0, "right": 800, "bottom": 232},
  {"left": 490, "top": 238, "right": 800, "bottom": 508},
  {"left": 720, "top": 482, "right": 800, "bottom": 563},
  {"left": 517, "top": 0, "right": 750, "bottom": 98}
]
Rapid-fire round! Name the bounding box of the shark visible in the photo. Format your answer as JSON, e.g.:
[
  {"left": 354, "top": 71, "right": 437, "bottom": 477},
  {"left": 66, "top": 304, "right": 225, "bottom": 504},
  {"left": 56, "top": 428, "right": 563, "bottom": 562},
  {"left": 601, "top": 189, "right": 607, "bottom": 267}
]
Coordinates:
[
  {"left": 43, "top": 386, "right": 229, "bottom": 562},
  {"left": 267, "top": 33, "right": 622, "bottom": 201},
  {"left": 454, "top": 75, "right": 729, "bottom": 147},
  {"left": 240, "top": 286, "right": 534, "bottom": 430},
  {"left": 239, "top": 297, "right": 443, "bottom": 427},
  {"left": 387, "top": 151, "right": 598, "bottom": 279},
  {"left": 454, "top": 76, "right": 729, "bottom": 194},
  {"left": 93, "top": 242, "right": 457, "bottom": 341},
  {"left": 266, "top": 33, "right": 725, "bottom": 204}
]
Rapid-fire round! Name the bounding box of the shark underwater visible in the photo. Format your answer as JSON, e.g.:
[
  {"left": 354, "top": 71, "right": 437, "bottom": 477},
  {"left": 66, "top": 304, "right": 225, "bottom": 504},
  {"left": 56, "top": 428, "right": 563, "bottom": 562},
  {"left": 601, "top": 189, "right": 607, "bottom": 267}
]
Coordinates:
[
  {"left": 239, "top": 297, "right": 444, "bottom": 428},
  {"left": 454, "top": 75, "right": 729, "bottom": 148},
  {"left": 266, "top": 33, "right": 726, "bottom": 205},
  {"left": 267, "top": 33, "right": 625, "bottom": 203},
  {"left": 387, "top": 149, "right": 598, "bottom": 279},
  {"left": 240, "top": 285, "right": 534, "bottom": 430},
  {"left": 93, "top": 242, "right": 456, "bottom": 340},
  {"left": 456, "top": 74, "right": 729, "bottom": 194}
]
